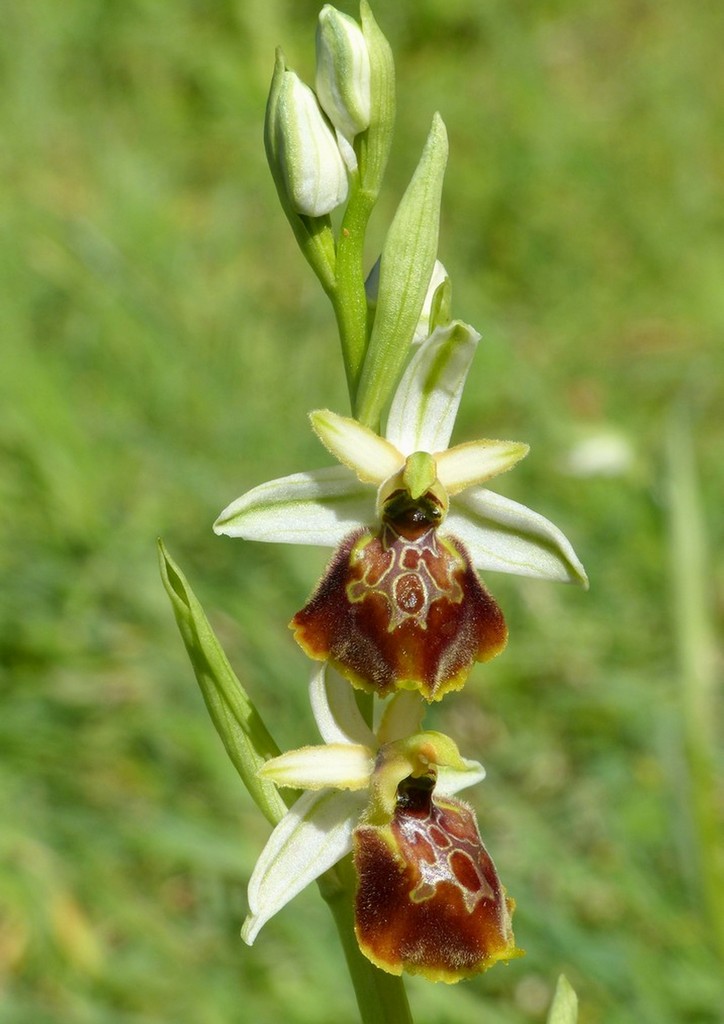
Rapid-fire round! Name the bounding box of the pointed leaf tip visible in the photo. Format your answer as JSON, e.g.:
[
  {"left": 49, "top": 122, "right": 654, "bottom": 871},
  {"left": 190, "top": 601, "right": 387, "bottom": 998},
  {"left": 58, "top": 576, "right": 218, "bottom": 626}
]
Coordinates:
[
  {"left": 546, "top": 975, "right": 578, "bottom": 1024},
  {"left": 356, "top": 111, "right": 449, "bottom": 428},
  {"left": 157, "top": 542, "right": 289, "bottom": 825}
]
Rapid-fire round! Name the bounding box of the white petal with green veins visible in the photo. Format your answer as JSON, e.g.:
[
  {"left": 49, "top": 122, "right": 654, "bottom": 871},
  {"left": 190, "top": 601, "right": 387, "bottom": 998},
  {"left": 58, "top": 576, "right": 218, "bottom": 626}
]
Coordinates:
[
  {"left": 213, "top": 465, "right": 368, "bottom": 546},
  {"left": 385, "top": 320, "right": 480, "bottom": 455},
  {"left": 242, "top": 788, "right": 365, "bottom": 944},
  {"left": 311, "top": 409, "right": 402, "bottom": 483},
  {"left": 447, "top": 487, "right": 588, "bottom": 585}
]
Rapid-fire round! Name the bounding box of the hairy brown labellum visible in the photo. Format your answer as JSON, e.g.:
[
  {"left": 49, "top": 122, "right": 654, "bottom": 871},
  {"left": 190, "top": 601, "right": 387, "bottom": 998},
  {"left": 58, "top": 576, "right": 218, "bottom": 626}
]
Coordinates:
[
  {"left": 290, "top": 493, "right": 507, "bottom": 700},
  {"left": 353, "top": 776, "right": 520, "bottom": 982}
]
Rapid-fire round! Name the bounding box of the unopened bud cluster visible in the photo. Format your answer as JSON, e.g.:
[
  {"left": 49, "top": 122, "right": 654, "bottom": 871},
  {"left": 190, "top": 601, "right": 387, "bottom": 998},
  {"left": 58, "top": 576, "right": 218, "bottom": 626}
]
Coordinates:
[{"left": 271, "top": 5, "right": 371, "bottom": 216}]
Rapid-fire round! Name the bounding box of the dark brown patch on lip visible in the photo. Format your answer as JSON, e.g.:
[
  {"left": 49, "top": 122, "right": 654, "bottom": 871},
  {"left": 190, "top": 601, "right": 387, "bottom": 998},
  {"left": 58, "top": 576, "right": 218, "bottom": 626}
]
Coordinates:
[
  {"left": 353, "top": 780, "right": 520, "bottom": 982},
  {"left": 290, "top": 516, "right": 507, "bottom": 700}
]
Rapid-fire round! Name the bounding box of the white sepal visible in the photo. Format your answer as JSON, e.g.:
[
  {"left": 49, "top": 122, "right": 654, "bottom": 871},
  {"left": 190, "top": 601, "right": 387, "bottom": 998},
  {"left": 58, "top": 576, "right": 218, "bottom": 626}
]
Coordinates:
[
  {"left": 446, "top": 487, "right": 588, "bottom": 586},
  {"left": 385, "top": 321, "right": 480, "bottom": 455},
  {"left": 310, "top": 409, "right": 403, "bottom": 483},
  {"left": 259, "top": 743, "right": 373, "bottom": 790},
  {"left": 436, "top": 439, "right": 529, "bottom": 495},
  {"left": 213, "top": 465, "right": 367, "bottom": 546},
  {"left": 309, "top": 664, "right": 376, "bottom": 748},
  {"left": 242, "top": 788, "right": 364, "bottom": 944}
]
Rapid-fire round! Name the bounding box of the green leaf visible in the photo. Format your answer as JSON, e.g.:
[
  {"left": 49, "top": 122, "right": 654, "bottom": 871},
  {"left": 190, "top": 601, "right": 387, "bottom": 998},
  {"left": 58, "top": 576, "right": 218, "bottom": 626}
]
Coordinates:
[
  {"left": 546, "top": 975, "right": 578, "bottom": 1024},
  {"left": 356, "top": 113, "right": 448, "bottom": 429},
  {"left": 157, "top": 540, "right": 290, "bottom": 826}
]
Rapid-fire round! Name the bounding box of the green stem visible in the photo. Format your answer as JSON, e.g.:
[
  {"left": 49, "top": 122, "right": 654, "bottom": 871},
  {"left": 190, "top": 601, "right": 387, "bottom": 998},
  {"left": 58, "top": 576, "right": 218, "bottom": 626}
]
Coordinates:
[
  {"left": 333, "top": 177, "right": 376, "bottom": 411},
  {"left": 318, "top": 856, "right": 413, "bottom": 1024},
  {"left": 667, "top": 409, "right": 724, "bottom": 961}
]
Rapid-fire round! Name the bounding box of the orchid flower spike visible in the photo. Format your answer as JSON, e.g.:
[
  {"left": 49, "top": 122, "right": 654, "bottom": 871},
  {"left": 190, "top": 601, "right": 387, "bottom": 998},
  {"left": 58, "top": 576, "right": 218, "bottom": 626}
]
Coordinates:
[
  {"left": 215, "top": 322, "right": 587, "bottom": 700},
  {"left": 243, "top": 664, "right": 519, "bottom": 982}
]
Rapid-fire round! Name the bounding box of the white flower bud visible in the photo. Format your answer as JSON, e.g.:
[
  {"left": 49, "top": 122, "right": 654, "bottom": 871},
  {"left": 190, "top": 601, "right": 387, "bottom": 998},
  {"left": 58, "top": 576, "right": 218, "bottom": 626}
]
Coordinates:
[
  {"left": 275, "top": 69, "right": 348, "bottom": 217},
  {"left": 315, "top": 5, "right": 371, "bottom": 144}
]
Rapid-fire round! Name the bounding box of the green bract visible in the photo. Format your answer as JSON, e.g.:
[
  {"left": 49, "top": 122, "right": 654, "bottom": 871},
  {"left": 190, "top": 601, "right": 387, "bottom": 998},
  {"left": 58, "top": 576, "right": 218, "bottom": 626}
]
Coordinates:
[
  {"left": 356, "top": 0, "right": 395, "bottom": 199},
  {"left": 547, "top": 975, "right": 579, "bottom": 1024},
  {"left": 158, "top": 542, "right": 290, "bottom": 826},
  {"left": 356, "top": 114, "right": 449, "bottom": 429}
]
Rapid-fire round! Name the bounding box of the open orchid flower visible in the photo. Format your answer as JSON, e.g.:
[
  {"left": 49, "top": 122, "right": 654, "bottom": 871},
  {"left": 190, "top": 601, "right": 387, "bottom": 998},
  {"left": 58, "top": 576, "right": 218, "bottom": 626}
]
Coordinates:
[
  {"left": 354, "top": 773, "right": 521, "bottom": 983},
  {"left": 243, "top": 664, "right": 519, "bottom": 982},
  {"left": 216, "top": 322, "right": 587, "bottom": 700}
]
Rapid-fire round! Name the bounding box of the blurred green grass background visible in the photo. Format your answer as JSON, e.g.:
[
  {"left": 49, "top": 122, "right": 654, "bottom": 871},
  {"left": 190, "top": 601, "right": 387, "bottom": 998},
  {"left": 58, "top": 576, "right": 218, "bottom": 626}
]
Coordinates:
[{"left": 1, "top": 0, "right": 722, "bottom": 1021}]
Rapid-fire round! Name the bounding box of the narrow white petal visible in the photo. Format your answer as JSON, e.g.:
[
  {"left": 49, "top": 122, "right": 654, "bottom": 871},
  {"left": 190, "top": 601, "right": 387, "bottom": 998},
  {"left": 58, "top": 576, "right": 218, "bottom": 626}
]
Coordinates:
[
  {"left": 447, "top": 488, "right": 588, "bottom": 586},
  {"left": 436, "top": 440, "right": 529, "bottom": 495},
  {"left": 385, "top": 321, "right": 480, "bottom": 454},
  {"left": 310, "top": 664, "right": 376, "bottom": 748},
  {"left": 376, "top": 691, "right": 425, "bottom": 745},
  {"left": 242, "top": 789, "right": 364, "bottom": 944},
  {"left": 213, "top": 465, "right": 369, "bottom": 546},
  {"left": 436, "top": 757, "right": 486, "bottom": 796},
  {"left": 311, "top": 409, "right": 403, "bottom": 484},
  {"left": 259, "top": 744, "right": 373, "bottom": 790}
]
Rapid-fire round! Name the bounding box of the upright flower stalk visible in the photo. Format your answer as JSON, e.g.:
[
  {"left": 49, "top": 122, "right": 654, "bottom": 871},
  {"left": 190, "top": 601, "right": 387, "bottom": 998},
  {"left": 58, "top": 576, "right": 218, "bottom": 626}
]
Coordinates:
[{"left": 161, "top": 5, "right": 585, "bottom": 1022}]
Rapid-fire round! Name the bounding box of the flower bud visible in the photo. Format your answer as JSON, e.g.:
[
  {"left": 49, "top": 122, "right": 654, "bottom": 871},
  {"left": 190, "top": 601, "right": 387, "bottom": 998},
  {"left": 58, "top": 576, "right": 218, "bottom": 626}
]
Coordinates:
[
  {"left": 315, "top": 5, "right": 371, "bottom": 144},
  {"left": 274, "top": 69, "right": 348, "bottom": 217},
  {"left": 366, "top": 258, "right": 450, "bottom": 343}
]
